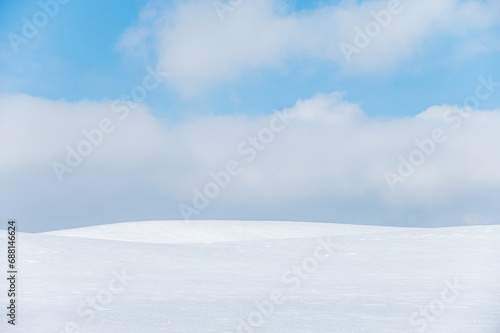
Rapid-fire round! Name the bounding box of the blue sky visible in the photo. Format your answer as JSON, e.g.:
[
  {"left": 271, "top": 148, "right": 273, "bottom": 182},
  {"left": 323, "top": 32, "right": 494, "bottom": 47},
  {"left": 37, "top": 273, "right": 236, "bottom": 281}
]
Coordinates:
[
  {"left": 2, "top": 0, "right": 499, "bottom": 121},
  {"left": 2, "top": 0, "right": 500, "bottom": 231}
]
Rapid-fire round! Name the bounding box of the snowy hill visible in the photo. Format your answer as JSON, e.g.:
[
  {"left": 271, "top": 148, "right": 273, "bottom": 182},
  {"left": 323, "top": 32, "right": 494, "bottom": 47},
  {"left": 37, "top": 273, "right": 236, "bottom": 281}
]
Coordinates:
[
  {"left": 43, "top": 220, "right": 402, "bottom": 243},
  {"left": 1, "top": 220, "right": 499, "bottom": 332}
]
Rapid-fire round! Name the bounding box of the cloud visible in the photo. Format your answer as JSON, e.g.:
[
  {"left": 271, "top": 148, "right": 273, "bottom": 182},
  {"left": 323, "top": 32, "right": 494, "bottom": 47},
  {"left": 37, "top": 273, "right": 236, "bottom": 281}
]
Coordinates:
[
  {"left": 118, "top": 0, "right": 500, "bottom": 94},
  {"left": 2, "top": 92, "right": 500, "bottom": 231}
]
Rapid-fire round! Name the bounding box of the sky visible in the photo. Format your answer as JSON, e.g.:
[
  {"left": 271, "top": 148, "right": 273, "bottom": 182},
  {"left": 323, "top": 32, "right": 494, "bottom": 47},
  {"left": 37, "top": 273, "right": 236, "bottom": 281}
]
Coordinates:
[{"left": 1, "top": 0, "right": 500, "bottom": 231}]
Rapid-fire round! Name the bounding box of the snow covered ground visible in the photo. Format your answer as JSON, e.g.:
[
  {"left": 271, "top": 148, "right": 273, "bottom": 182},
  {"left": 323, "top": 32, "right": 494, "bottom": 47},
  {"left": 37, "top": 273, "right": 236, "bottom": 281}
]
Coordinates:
[{"left": 1, "top": 220, "right": 499, "bottom": 332}]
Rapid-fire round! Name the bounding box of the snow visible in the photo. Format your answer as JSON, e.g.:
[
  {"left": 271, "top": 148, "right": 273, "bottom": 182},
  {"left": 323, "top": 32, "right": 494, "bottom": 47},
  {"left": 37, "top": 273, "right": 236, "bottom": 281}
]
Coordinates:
[
  {"left": 1, "top": 220, "right": 499, "bottom": 332},
  {"left": 42, "top": 220, "right": 402, "bottom": 244}
]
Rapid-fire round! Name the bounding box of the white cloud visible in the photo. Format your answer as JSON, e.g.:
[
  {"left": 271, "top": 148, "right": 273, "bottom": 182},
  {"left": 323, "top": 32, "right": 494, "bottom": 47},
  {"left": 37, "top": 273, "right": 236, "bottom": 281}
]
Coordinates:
[
  {"left": 2, "top": 92, "right": 500, "bottom": 231},
  {"left": 118, "top": 0, "right": 500, "bottom": 94}
]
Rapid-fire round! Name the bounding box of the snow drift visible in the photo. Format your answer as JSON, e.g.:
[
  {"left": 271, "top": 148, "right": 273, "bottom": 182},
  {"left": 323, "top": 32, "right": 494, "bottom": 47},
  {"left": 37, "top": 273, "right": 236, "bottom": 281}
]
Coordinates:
[{"left": 1, "top": 220, "right": 499, "bottom": 332}]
